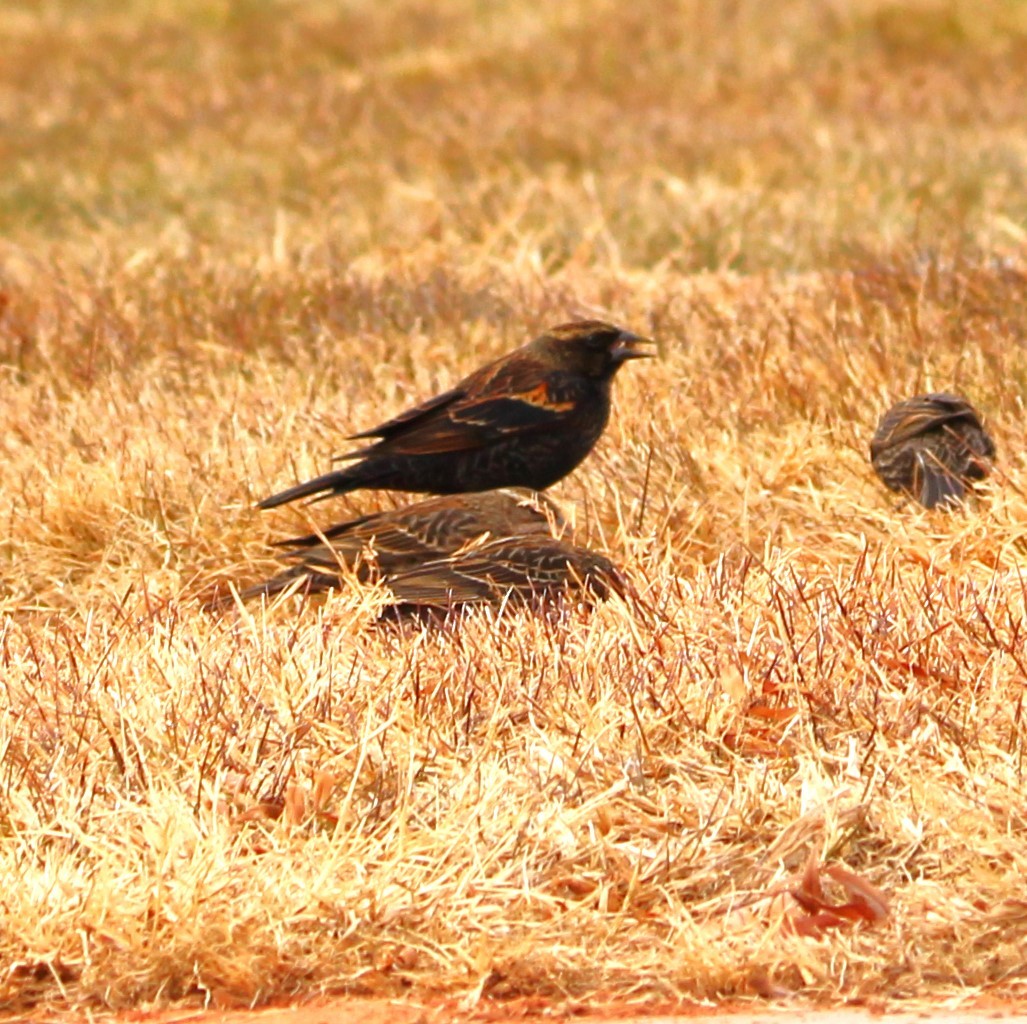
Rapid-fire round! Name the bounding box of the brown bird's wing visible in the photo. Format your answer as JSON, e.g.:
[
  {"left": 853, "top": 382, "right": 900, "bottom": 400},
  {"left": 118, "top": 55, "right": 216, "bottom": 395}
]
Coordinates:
[
  {"left": 385, "top": 537, "right": 621, "bottom": 608},
  {"left": 215, "top": 496, "right": 569, "bottom": 612},
  {"left": 273, "top": 514, "right": 460, "bottom": 577},
  {"left": 871, "top": 394, "right": 982, "bottom": 454},
  {"left": 273, "top": 490, "right": 560, "bottom": 578}
]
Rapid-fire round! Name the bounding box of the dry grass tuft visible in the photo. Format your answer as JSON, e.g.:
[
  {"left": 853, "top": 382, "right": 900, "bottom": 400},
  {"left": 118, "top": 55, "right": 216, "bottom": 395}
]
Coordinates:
[{"left": 3, "top": 0, "right": 1027, "bottom": 1018}]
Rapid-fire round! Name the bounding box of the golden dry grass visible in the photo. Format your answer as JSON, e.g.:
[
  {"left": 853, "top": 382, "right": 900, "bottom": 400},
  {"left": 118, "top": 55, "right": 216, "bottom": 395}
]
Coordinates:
[{"left": 3, "top": 0, "right": 1027, "bottom": 1018}]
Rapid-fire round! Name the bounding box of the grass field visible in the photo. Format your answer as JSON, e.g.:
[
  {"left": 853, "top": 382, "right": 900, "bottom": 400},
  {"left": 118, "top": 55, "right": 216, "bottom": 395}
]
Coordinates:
[{"left": 3, "top": 0, "right": 1027, "bottom": 1017}]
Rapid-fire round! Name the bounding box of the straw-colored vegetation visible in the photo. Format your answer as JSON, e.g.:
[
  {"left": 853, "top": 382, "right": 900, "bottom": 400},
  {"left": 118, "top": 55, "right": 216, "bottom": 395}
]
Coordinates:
[{"left": 3, "top": 0, "right": 1027, "bottom": 1018}]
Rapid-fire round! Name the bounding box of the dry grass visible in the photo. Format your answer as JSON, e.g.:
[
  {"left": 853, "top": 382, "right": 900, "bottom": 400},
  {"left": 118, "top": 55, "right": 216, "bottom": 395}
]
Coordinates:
[{"left": 3, "top": 0, "right": 1027, "bottom": 1018}]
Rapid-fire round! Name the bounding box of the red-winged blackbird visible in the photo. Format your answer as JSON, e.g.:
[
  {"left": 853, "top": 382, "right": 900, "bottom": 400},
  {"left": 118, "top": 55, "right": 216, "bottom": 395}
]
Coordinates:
[
  {"left": 258, "top": 320, "right": 653, "bottom": 510},
  {"left": 209, "top": 489, "right": 563, "bottom": 607},
  {"left": 870, "top": 393, "right": 996, "bottom": 509},
  {"left": 383, "top": 534, "right": 626, "bottom": 611}
]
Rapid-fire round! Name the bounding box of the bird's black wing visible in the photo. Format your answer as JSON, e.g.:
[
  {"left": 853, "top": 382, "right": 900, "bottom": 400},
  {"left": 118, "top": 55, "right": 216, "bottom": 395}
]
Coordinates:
[
  {"left": 352, "top": 387, "right": 578, "bottom": 457},
  {"left": 346, "top": 386, "right": 468, "bottom": 445}
]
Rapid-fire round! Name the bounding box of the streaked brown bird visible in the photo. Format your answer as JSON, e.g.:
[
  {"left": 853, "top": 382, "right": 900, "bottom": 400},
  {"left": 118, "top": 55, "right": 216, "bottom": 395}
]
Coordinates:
[
  {"left": 257, "top": 320, "right": 654, "bottom": 510},
  {"left": 869, "top": 393, "right": 996, "bottom": 510},
  {"left": 210, "top": 489, "right": 563, "bottom": 607},
  {"left": 383, "top": 534, "right": 626, "bottom": 611}
]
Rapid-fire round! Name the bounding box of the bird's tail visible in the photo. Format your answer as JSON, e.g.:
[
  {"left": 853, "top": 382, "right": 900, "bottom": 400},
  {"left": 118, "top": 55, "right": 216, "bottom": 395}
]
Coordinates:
[
  {"left": 257, "top": 465, "right": 369, "bottom": 510},
  {"left": 915, "top": 452, "right": 965, "bottom": 510}
]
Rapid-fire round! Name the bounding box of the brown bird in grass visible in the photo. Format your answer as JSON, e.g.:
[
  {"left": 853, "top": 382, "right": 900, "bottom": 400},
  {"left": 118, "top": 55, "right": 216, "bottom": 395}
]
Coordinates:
[
  {"left": 383, "top": 534, "right": 625, "bottom": 612},
  {"left": 257, "top": 320, "right": 654, "bottom": 510},
  {"left": 869, "top": 393, "right": 996, "bottom": 510},
  {"left": 210, "top": 489, "right": 564, "bottom": 607}
]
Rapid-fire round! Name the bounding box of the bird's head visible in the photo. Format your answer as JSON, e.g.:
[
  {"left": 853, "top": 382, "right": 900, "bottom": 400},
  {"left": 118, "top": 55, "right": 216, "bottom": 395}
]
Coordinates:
[{"left": 533, "top": 320, "right": 656, "bottom": 380}]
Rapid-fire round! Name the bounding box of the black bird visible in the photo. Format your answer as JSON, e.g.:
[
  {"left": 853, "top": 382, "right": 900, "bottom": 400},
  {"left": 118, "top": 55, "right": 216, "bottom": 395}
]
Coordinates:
[
  {"left": 257, "top": 320, "right": 653, "bottom": 509},
  {"left": 209, "top": 490, "right": 563, "bottom": 607},
  {"left": 870, "top": 393, "right": 996, "bottom": 509}
]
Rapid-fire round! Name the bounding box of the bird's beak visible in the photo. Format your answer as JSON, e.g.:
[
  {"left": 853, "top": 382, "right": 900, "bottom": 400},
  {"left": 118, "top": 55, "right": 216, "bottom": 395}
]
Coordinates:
[{"left": 611, "top": 332, "right": 657, "bottom": 363}]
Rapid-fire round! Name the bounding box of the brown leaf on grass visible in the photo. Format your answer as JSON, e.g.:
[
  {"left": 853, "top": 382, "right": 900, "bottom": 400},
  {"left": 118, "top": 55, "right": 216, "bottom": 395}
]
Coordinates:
[
  {"left": 284, "top": 782, "right": 307, "bottom": 826},
  {"left": 825, "top": 863, "right": 891, "bottom": 921},
  {"left": 795, "top": 846, "right": 826, "bottom": 906},
  {"left": 235, "top": 800, "right": 285, "bottom": 823},
  {"left": 878, "top": 654, "right": 960, "bottom": 688},
  {"left": 724, "top": 706, "right": 799, "bottom": 757},
  {"left": 311, "top": 769, "right": 339, "bottom": 812},
  {"left": 780, "top": 850, "right": 889, "bottom": 937},
  {"left": 723, "top": 730, "right": 785, "bottom": 758},
  {"left": 747, "top": 704, "right": 799, "bottom": 722},
  {"left": 549, "top": 874, "right": 599, "bottom": 898},
  {"left": 237, "top": 774, "right": 341, "bottom": 829},
  {"left": 786, "top": 908, "right": 857, "bottom": 938}
]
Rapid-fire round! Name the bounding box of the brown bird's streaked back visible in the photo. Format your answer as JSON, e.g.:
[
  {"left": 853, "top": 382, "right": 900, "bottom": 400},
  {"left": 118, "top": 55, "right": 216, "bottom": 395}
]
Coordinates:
[
  {"left": 208, "top": 490, "right": 564, "bottom": 607},
  {"left": 383, "top": 534, "right": 625, "bottom": 610},
  {"left": 257, "top": 320, "right": 654, "bottom": 509},
  {"left": 869, "top": 393, "right": 995, "bottom": 510}
]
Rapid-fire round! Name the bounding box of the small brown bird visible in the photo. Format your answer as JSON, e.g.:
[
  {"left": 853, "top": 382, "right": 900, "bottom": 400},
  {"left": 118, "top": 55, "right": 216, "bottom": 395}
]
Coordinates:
[
  {"left": 211, "top": 490, "right": 563, "bottom": 606},
  {"left": 383, "top": 534, "right": 626, "bottom": 611},
  {"left": 870, "top": 393, "right": 996, "bottom": 509},
  {"left": 258, "top": 320, "right": 654, "bottom": 510}
]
